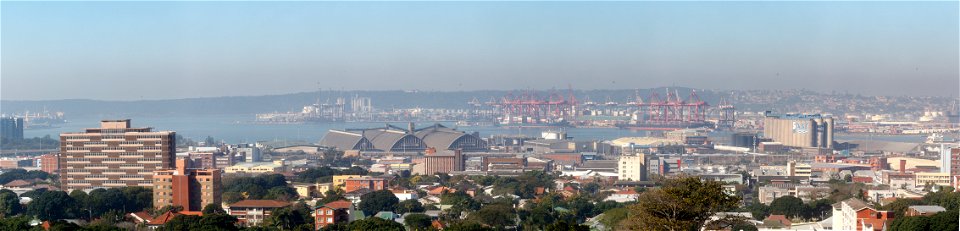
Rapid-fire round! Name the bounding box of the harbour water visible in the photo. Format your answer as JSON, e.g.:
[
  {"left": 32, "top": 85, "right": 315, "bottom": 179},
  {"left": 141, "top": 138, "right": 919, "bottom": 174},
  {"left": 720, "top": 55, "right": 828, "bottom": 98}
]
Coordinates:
[
  {"left": 24, "top": 114, "right": 926, "bottom": 144},
  {"left": 24, "top": 114, "right": 651, "bottom": 144}
]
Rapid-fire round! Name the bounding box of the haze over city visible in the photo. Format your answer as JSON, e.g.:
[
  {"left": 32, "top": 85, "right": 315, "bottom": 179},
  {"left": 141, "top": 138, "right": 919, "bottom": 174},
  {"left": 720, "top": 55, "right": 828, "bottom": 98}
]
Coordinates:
[
  {"left": 2, "top": 1, "right": 958, "bottom": 100},
  {"left": 1, "top": 2, "right": 960, "bottom": 231}
]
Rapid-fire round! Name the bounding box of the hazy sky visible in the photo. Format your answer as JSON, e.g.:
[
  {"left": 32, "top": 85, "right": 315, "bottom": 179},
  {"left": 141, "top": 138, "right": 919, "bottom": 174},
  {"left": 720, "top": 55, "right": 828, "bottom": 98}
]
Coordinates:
[{"left": 2, "top": 1, "right": 957, "bottom": 100}]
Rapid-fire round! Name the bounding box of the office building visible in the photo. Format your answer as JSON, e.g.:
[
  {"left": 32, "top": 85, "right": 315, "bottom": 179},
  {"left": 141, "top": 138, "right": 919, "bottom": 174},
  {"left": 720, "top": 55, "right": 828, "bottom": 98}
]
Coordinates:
[
  {"left": 59, "top": 119, "right": 175, "bottom": 191},
  {"left": 787, "top": 161, "right": 812, "bottom": 177},
  {"left": 915, "top": 172, "right": 951, "bottom": 187},
  {"left": 233, "top": 143, "right": 261, "bottom": 163},
  {"left": 618, "top": 154, "right": 646, "bottom": 181},
  {"left": 731, "top": 132, "right": 756, "bottom": 149},
  {"left": 940, "top": 146, "right": 959, "bottom": 176},
  {"left": 762, "top": 113, "right": 834, "bottom": 149},
  {"left": 153, "top": 158, "right": 222, "bottom": 212},
  {"left": 0, "top": 117, "right": 24, "bottom": 141}
]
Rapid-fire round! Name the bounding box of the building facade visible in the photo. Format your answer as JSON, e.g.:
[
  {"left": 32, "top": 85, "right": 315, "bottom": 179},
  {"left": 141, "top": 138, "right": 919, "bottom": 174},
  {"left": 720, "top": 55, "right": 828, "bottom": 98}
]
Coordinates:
[
  {"left": 832, "top": 198, "right": 893, "bottom": 231},
  {"left": 915, "top": 172, "right": 951, "bottom": 187},
  {"left": 228, "top": 200, "right": 291, "bottom": 226},
  {"left": 618, "top": 154, "right": 646, "bottom": 181},
  {"left": 37, "top": 153, "right": 59, "bottom": 174},
  {"left": 763, "top": 113, "right": 834, "bottom": 149},
  {"left": 314, "top": 200, "right": 353, "bottom": 229},
  {"left": 420, "top": 148, "right": 463, "bottom": 175},
  {"left": 153, "top": 158, "right": 222, "bottom": 212},
  {"left": 59, "top": 120, "right": 175, "bottom": 191},
  {"left": 343, "top": 176, "right": 390, "bottom": 193},
  {"left": 0, "top": 117, "right": 24, "bottom": 141}
]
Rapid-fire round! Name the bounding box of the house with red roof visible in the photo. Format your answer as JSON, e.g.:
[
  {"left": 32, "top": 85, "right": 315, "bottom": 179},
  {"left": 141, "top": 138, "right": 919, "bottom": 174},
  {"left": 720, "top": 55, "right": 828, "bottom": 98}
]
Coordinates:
[{"left": 314, "top": 200, "right": 355, "bottom": 229}]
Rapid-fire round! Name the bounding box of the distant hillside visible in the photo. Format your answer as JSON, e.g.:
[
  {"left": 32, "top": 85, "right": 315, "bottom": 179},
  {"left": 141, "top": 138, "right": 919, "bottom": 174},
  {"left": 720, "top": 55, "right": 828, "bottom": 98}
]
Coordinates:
[
  {"left": 0, "top": 88, "right": 715, "bottom": 117},
  {"left": 3, "top": 88, "right": 953, "bottom": 118}
]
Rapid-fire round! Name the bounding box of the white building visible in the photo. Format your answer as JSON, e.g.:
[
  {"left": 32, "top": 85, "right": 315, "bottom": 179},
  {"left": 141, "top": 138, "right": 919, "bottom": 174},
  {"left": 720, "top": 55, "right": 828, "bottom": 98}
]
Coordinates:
[
  {"left": 604, "top": 189, "right": 640, "bottom": 203},
  {"left": 832, "top": 198, "right": 892, "bottom": 231},
  {"left": 618, "top": 154, "right": 646, "bottom": 181}
]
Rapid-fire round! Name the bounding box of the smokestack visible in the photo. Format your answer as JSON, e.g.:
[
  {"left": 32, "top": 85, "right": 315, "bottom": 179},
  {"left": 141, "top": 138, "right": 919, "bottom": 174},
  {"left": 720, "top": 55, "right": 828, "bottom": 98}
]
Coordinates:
[
  {"left": 900, "top": 159, "right": 906, "bottom": 173},
  {"left": 677, "top": 159, "right": 682, "bottom": 171}
]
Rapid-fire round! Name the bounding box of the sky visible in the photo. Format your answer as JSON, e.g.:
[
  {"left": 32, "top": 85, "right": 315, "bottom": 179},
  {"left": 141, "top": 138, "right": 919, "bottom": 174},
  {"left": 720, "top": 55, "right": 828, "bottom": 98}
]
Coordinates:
[{"left": 2, "top": 1, "right": 958, "bottom": 100}]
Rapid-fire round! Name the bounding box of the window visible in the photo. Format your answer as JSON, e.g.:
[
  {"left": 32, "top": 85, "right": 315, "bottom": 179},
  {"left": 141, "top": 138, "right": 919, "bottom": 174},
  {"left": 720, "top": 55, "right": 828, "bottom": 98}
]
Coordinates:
[
  {"left": 326, "top": 210, "right": 332, "bottom": 215},
  {"left": 326, "top": 218, "right": 332, "bottom": 223}
]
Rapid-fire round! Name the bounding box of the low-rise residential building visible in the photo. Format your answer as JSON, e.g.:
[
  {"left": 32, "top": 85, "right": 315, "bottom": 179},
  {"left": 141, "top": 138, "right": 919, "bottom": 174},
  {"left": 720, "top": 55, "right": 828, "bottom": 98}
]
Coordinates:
[
  {"left": 332, "top": 175, "right": 363, "bottom": 189},
  {"left": 758, "top": 186, "right": 792, "bottom": 205},
  {"left": 228, "top": 200, "right": 291, "bottom": 226},
  {"left": 392, "top": 189, "right": 418, "bottom": 201},
  {"left": 293, "top": 184, "right": 317, "bottom": 199},
  {"left": 832, "top": 198, "right": 893, "bottom": 231},
  {"left": 604, "top": 189, "right": 639, "bottom": 203},
  {"left": 906, "top": 205, "right": 946, "bottom": 216},
  {"left": 915, "top": 172, "right": 951, "bottom": 188},
  {"left": 865, "top": 189, "right": 924, "bottom": 205},
  {"left": 314, "top": 200, "right": 354, "bottom": 229},
  {"left": 223, "top": 161, "right": 285, "bottom": 174},
  {"left": 343, "top": 176, "right": 391, "bottom": 193}
]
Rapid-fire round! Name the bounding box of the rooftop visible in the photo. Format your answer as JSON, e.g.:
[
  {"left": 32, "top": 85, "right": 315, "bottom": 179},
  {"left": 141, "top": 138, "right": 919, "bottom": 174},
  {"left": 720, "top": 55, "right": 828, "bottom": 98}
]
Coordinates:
[{"left": 230, "top": 200, "right": 291, "bottom": 208}]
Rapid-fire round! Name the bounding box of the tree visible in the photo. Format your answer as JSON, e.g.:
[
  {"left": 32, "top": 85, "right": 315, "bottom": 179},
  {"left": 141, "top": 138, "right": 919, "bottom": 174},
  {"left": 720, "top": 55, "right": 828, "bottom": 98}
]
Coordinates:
[
  {"left": 395, "top": 199, "right": 424, "bottom": 214},
  {"left": 545, "top": 220, "right": 590, "bottom": 231},
  {"left": 746, "top": 202, "right": 770, "bottom": 220},
  {"left": 889, "top": 209, "right": 958, "bottom": 231},
  {"left": 598, "top": 207, "right": 629, "bottom": 230},
  {"left": 266, "top": 186, "right": 298, "bottom": 201},
  {"left": 157, "top": 213, "right": 240, "bottom": 231},
  {"left": 466, "top": 204, "right": 515, "bottom": 229},
  {"left": 444, "top": 221, "right": 495, "bottom": 231},
  {"left": 440, "top": 191, "right": 480, "bottom": 215},
  {"left": 0, "top": 189, "right": 23, "bottom": 217},
  {"left": 0, "top": 216, "right": 31, "bottom": 230},
  {"left": 622, "top": 175, "right": 740, "bottom": 231},
  {"left": 404, "top": 213, "right": 433, "bottom": 231},
  {"left": 202, "top": 203, "right": 226, "bottom": 215},
  {"left": 346, "top": 217, "right": 405, "bottom": 231},
  {"left": 318, "top": 189, "right": 347, "bottom": 205},
  {"left": 27, "top": 190, "right": 78, "bottom": 221},
  {"left": 768, "top": 196, "right": 804, "bottom": 219},
  {"left": 359, "top": 190, "right": 400, "bottom": 215},
  {"left": 152, "top": 205, "right": 184, "bottom": 217},
  {"left": 730, "top": 221, "right": 759, "bottom": 231},
  {"left": 267, "top": 207, "right": 308, "bottom": 230}
]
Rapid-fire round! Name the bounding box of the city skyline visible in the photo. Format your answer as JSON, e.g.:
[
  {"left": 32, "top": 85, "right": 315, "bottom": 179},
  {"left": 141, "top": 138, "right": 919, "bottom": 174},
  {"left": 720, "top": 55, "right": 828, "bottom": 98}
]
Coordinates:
[{"left": 2, "top": 1, "right": 958, "bottom": 100}]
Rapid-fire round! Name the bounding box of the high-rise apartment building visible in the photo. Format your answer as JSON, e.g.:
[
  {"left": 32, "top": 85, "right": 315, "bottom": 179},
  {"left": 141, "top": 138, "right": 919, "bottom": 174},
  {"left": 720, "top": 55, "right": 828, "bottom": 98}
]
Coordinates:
[
  {"left": 59, "top": 120, "right": 175, "bottom": 191},
  {"left": 153, "top": 158, "right": 221, "bottom": 212},
  {"left": 618, "top": 154, "right": 646, "bottom": 181},
  {"left": 1, "top": 117, "right": 24, "bottom": 141}
]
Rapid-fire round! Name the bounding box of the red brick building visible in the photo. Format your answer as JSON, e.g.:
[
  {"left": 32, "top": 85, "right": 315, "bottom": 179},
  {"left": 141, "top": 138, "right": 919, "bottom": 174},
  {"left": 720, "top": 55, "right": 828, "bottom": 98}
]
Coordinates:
[
  {"left": 314, "top": 200, "right": 353, "bottom": 229},
  {"left": 153, "top": 158, "right": 221, "bottom": 212},
  {"left": 37, "top": 153, "right": 59, "bottom": 174}
]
